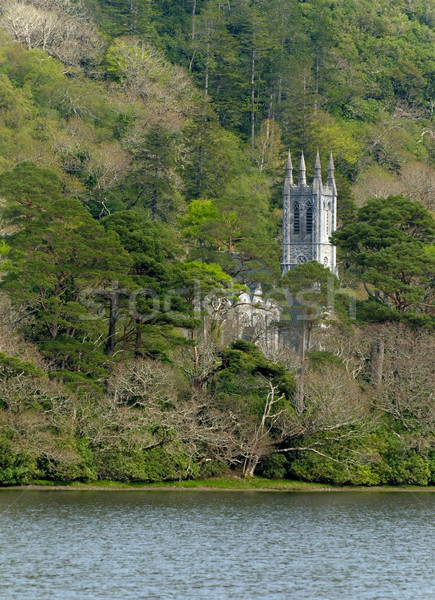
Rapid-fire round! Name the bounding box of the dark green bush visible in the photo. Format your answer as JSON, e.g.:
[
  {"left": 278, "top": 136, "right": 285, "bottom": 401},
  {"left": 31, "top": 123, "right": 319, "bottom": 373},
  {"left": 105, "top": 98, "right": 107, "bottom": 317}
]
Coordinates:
[
  {"left": 199, "top": 460, "right": 229, "bottom": 479},
  {"left": 94, "top": 446, "right": 199, "bottom": 483},
  {"left": 0, "top": 436, "right": 38, "bottom": 485},
  {"left": 257, "top": 453, "right": 288, "bottom": 479}
]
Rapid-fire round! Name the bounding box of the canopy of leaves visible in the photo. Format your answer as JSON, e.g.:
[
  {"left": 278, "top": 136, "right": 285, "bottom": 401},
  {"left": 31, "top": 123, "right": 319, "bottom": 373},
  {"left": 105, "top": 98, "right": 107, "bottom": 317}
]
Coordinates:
[{"left": 332, "top": 196, "right": 435, "bottom": 318}]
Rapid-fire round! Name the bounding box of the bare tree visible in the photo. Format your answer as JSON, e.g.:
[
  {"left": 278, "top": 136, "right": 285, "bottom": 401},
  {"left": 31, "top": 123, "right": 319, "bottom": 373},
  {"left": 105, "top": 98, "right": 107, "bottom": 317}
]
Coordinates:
[
  {"left": 0, "top": 376, "right": 83, "bottom": 476},
  {"left": 0, "top": 293, "right": 48, "bottom": 368},
  {"left": 237, "top": 379, "right": 286, "bottom": 477},
  {"left": 106, "top": 38, "right": 195, "bottom": 120},
  {"left": 103, "top": 359, "right": 241, "bottom": 469},
  {"left": 369, "top": 325, "right": 435, "bottom": 433},
  {"left": 277, "top": 366, "right": 374, "bottom": 464},
  {"left": 353, "top": 162, "right": 435, "bottom": 211},
  {"left": 0, "top": 0, "right": 106, "bottom": 67},
  {"left": 399, "top": 162, "right": 435, "bottom": 211},
  {"left": 323, "top": 324, "right": 374, "bottom": 379}
]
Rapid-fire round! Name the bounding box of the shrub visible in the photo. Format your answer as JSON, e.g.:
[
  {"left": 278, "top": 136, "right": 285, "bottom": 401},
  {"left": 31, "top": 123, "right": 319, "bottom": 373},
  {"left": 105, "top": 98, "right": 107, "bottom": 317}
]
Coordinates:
[
  {"left": 257, "top": 453, "right": 288, "bottom": 479},
  {"left": 0, "top": 436, "right": 38, "bottom": 485},
  {"left": 94, "top": 446, "right": 199, "bottom": 483}
]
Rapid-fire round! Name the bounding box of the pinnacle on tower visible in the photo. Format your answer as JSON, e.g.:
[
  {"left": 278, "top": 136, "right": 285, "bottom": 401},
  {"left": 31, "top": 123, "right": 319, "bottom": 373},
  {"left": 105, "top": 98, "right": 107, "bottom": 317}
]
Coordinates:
[
  {"left": 327, "top": 151, "right": 335, "bottom": 186},
  {"left": 314, "top": 150, "right": 322, "bottom": 179},
  {"left": 298, "top": 152, "right": 306, "bottom": 186},
  {"left": 285, "top": 150, "right": 293, "bottom": 185},
  {"left": 312, "top": 150, "right": 322, "bottom": 193}
]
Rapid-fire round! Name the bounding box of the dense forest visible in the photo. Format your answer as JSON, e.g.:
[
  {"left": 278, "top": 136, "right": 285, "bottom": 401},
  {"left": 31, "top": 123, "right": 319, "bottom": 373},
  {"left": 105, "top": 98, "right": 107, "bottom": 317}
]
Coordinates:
[{"left": 0, "top": 0, "right": 433, "bottom": 486}]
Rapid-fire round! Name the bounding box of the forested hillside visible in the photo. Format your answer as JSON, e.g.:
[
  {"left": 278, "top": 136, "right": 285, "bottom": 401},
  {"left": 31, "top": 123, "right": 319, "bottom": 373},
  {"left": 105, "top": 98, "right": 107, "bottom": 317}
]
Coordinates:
[{"left": 0, "top": 0, "right": 433, "bottom": 486}]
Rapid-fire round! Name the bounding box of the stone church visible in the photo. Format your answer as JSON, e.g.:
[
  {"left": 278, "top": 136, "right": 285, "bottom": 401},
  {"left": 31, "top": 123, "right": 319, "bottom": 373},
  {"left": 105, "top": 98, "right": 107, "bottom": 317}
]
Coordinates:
[
  {"left": 281, "top": 150, "right": 337, "bottom": 276},
  {"left": 218, "top": 151, "right": 338, "bottom": 352}
]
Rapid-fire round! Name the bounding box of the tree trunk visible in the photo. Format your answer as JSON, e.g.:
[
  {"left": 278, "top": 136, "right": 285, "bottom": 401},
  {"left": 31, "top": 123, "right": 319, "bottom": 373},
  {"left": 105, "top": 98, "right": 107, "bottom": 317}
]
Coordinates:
[
  {"left": 191, "top": 0, "right": 197, "bottom": 41},
  {"left": 314, "top": 54, "right": 319, "bottom": 112},
  {"left": 196, "top": 144, "right": 203, "bottom": 196},
  {"left": 296, "top": 324, "right": 307, "bottom": 414},
  {"left": 134, "top": 320, "right": 142, "bottom": 357},
  {"left": 129, "top": 0, "right": 138, "bottom": 35},
  {"left": 371, "top": 336, "right": 384, "bottom": 385},
  {"left": 244, "top": 457, "right": 259, "bottom": 478},
  {"left": 250, "top": 49, "right": 256, "bottom": 149},
  {"left": 205, "top": 39, "right": 210, "bottom": 97},
  {"left": 259, "top": 116, "right": 270, "bottom": 172},
  {"left": 105, "top": 290, "right": 119, "bottom": 356}
]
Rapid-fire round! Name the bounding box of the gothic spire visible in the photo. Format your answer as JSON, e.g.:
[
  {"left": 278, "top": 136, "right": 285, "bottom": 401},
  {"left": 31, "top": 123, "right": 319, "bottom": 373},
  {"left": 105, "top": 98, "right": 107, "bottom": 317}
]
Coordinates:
[
  {"left": 312, "top": 150, "right": 322, "bottom": 193},
  {"left": 283, "top": 150, "right": 293, "bottom": 198},
  {"left": 327, "top": 151, "right": 335, "bottom": 186},
  {"left": 285, "top": 150, "right": 293, "bottom": 184},
  {"left": 314, "top": 150, "right": 322, "bottom": 178},
  {"left": 298, "top": 152, "right": 306, "bottom": 186}
]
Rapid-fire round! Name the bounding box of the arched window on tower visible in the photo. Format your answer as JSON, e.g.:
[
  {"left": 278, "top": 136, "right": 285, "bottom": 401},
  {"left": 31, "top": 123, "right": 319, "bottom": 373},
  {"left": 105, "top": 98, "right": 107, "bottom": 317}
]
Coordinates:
[
  {"left": 306, "top": 204, "right": 313, "bottom": 233},
  {"left": 294, "top": 203, "right": 300, "bottom": 234}
]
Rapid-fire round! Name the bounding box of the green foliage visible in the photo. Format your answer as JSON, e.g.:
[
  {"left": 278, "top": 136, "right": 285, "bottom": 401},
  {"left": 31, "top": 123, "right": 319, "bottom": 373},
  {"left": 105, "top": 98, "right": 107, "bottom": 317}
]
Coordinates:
[
  {"left": 215, "top": 340, "right": 295, "bottom": 415},
  {"left": 0, "top": 436, "right": 38, "bottom": 485},
  {"left": 122, "top": 124, "right": 184, "bottom": 221},
  {"left": 75, "top": 438, "right": 98, "bottom": 481},
  {"left": 0, "top": 163, "right": 132, "bottom": 379},
  {"left": 0, "top": 353, "right": 45, "bottom": 382},
  {"left": 90, "top": 0, "right": 157, "bottom": 40},
  {"left": 257, "top": 453, "right": 288, "bottom": 480},
  {"left": 0, "top": 161, "right": 63, "bottom": 221},
  {"left": 94, "top": 446, "right": 199, "bottom": 483},
  {"left": 181, "top": 172, "right": 280, "bottom": 282},
  {"left": 199, "top": 460, "right": 229, "bottom": 479},
  {"left": 0, "top": 0, "right": 433, "bottom": 487},
  {"left": 223, "top": 340, "right": 288, "bottom": 383},
  {"left": 286, "top": 428, "right": 434, "bottom": 487},
  {"left": 287, "top": 449, "right": 383, "bottom": 487},
  {"left": 179, "top": 200, "right": 221, "bottom": 239},
  {"left": 36, "top": 453, "right": 94, "bottom": 483},
  {"left": 305, "top": 351, "right": 343, "bottom": 370},
  {"left": 333, "top": 196, "right": 435, "bottom": 319}
]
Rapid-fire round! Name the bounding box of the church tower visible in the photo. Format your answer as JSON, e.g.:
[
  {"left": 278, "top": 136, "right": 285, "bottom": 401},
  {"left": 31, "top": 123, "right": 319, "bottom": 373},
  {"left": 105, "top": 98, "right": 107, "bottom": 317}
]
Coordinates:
[{"left": 281, "top": 151, "right": 337, "bottom": 276}]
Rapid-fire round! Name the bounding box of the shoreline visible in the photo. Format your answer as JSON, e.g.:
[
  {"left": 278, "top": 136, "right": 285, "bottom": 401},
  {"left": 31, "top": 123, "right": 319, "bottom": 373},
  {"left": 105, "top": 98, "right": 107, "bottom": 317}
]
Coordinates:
[{"left": 1, "top": 478, "right": 434, "bottom": 493}]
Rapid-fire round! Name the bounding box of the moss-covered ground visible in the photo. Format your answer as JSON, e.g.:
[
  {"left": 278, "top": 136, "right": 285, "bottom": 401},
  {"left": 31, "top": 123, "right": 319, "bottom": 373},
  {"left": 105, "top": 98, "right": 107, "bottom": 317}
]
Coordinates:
[{"left": 3, "top": 478, "right": 433, "bottom": 492}]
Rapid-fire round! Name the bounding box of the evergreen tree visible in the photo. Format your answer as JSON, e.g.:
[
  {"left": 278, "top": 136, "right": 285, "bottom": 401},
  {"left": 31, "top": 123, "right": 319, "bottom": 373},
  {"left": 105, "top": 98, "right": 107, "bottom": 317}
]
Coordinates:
[
  {"left": 0, "top": 163, "right": 132, "bottom": 383},
  {"left": 332, "top": 195, "right": 435, "bottom": 321},
  {"left": 102, "top": 209, "right": 188, "bottom": 359}
]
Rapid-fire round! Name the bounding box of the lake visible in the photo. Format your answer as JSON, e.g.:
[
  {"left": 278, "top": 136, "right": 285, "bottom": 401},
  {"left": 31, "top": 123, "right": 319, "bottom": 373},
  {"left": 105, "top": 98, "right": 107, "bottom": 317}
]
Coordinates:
[{"left": 0, "top": 490, "right": 433, "bottom": 599}]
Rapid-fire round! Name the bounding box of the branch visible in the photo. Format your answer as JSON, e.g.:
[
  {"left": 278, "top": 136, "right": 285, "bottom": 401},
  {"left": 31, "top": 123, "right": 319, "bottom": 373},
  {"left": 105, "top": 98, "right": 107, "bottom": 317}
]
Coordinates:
[
  {"left": 11, "top": 308, "right": 39, "bottom": 325},
  {"left": 277, "top": 446, "right": 349, "bottom": 467}
]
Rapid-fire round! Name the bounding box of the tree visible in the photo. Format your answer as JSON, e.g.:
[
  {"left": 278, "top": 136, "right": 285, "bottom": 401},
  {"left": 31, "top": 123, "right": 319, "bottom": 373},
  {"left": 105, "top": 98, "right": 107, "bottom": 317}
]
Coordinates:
[
  {"left": 102, "top": 209, "right": 188, "bottom": 360},
  {"left": 332, "top": 195, "right": 435, "bottom": 318},
  {"left": 181, "top": 172, "right": 280, "bottom": 282},
  {"left": 176, "top": 260, "right": 235, "bottom": 384},
  {"left": 249, "top": 118, "right": 284, "bottom": 177},
  {"left": 97, "top": 358, "right": 243, "bottom": 480},
  {"left": 366, "top": 324, "right": 434, "bottom": 435},
  {"left": 0, "top": 0, "right": 105, "bottom": 67},
  {"left": 239, "top": 378, "right": 287, "bottom": 477},
  {"left": 0, "top": 163, "right": 132, "bottom": 383},
  {"left": 105, "top": 37, "right": 194, "bottom": 118},
  {"left": 182, "top": 114, "right": 250, "bottom": 200},
  {"left": 280, "top": 261, "right": 340, "bottom": 413},
  {"left": 91, "top": 0, "right": 156, "bottom": 39},
  {"left": 0, "top": 160, "right": 63, "bottom": 222},
  {"left": 210, "top": 339, "right": 295, "bottom": 476},
  {"left": 125, "top": 124, "right": 183, "bottom": 221}
]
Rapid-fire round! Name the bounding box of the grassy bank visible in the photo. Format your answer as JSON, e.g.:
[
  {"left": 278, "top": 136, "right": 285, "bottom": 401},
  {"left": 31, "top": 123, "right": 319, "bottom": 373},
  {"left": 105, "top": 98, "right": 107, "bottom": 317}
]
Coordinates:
[{"left": 2, "top": 477, "right": 434, "bottom": 492}]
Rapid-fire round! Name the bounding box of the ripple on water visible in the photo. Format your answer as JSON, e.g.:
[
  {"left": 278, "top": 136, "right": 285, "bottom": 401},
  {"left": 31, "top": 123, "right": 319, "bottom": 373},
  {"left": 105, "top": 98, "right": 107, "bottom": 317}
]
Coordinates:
[{"left": 0, "top": 491, "right": 434, "bottom": 600}]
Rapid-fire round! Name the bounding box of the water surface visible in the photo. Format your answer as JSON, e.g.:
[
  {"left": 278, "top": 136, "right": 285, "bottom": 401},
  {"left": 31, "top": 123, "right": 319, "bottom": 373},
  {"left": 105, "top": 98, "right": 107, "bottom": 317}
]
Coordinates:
[{"left": 0, "top": 490, "right": 433, "bottom": 599}]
